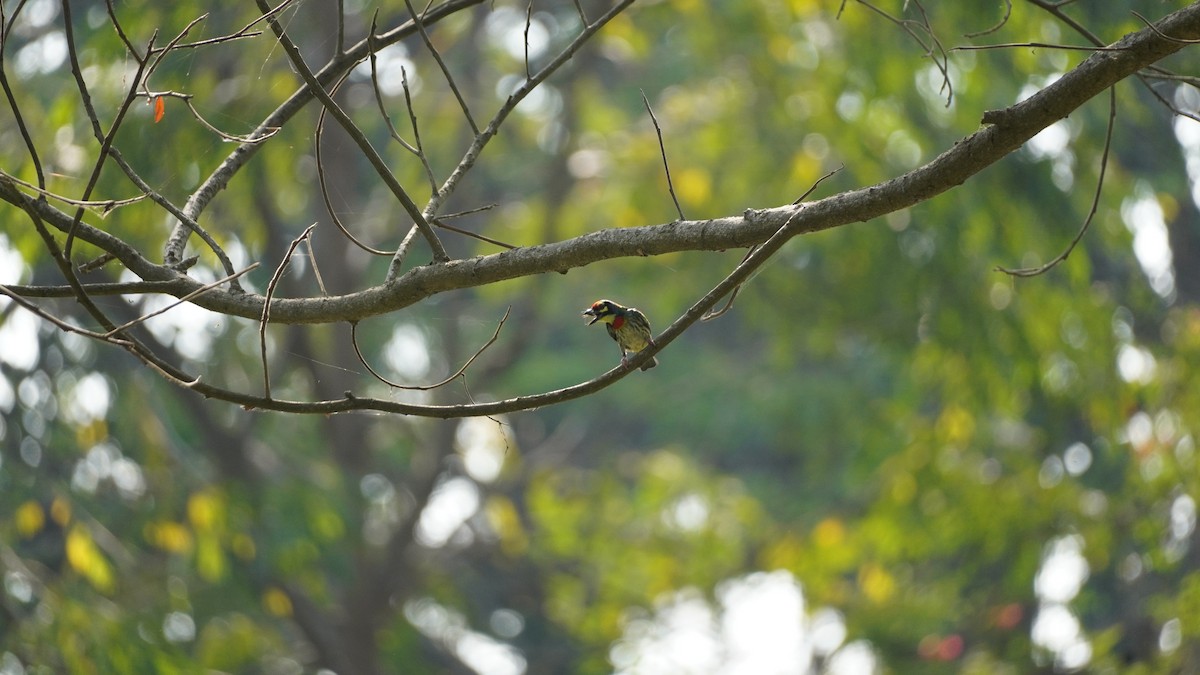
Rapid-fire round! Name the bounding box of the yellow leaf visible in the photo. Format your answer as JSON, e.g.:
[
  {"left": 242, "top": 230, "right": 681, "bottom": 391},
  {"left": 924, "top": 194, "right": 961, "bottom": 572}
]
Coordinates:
[
  {"left": 66, "top": 525, "right": 115, "bottom": 593},
  {"left": 188, "top": 490, "right": 225, "bottom": 532},
  {"left": 859, "top": 563, "right": 896, "bottom": 604},
  {"left": 813, "top": 517, "right": 846, "bottom": 548},
  {"left": 50, "top": 497, "right": 71, "bottom": 525},
  {"left": 761, "top": 533, "right": 805, "bottom": 570},
  {"left": 936, "top": 404, "right": 975, "bottom": 445},
  {"left": 145, "top": 521, "right": 194, "bottom": 554},
  {"left": 262, "top": 587, "right": 293, "bottom": 617},
  {"left": 309, "top": 508, "right": 344, "bottom": 542},
  {"left": 15, "top": 501, "right": 45, "bottom": 538},
  {"left": 196, "top": 534, "right": 227, "bottom": 582}
]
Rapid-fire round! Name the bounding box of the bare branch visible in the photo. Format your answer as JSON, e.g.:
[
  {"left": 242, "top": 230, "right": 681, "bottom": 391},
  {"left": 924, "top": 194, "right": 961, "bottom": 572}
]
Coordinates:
[
  {"left": 143, "top": 12, "right": 209, "bottom": 93},
  {"left": 0, "top": 170, "right": 146, "bottom": 213},
  {"left": 400, "top": 66, "right": 440, "bottom": 194},
  {"left": 851, "top": 0, "right": 953, "bottom": 106},
  {"left": 145, "top": 0, "right": 295, "bottom": 52},
  {"left": 432, "top": 216, "right": 517, "bottom": 250},
  {"left": 525, "top": 0, "right": 534, "bottom": 81},
  {"left": 179, "top": 96, "right": 281, "bottom": 144},
  {"left": 253, "top": 0, "right": 449, "bottom": 263},
  {"left": 366, "top": 11, "right": 438, "bottom": 194},
  {"left": 77, "top": 252, "right": 117, "bottom": 274},
  {"left": 1133, "top": 9, "right": 1200, "bottom": 44},
  {"left": 791, "top": 164, "right": 844, "bottom": 205},
  {"left": 0, "top": 12, "right": 46, "bottom": 188},
  {"left": 304, "top": 238, "right": 328, "bottom": 296},
  {"left": 963, "top": 0, "right": 1011, "bottom": 38},
  {"left": 954, "top": 42, "right": 1125, "bottom": 53},
  {"left": 388, "top": 0, "right": 638, "bottom": 281},
  {"left": 349, "top": 306, "right": 510, "bottom": 390},
  {"left": 315, "top": 70, "right": 393, "bottom": 257},
  {"left": 641, "top": 89, "right": 686, "bottom": 222},
  {"left": 0, "top": 285, "right": 134, "bottom": 347},
  {"left": 165, "top": 0, "right": 485, "bottom": 265},
  {"left": 997, "top": 87, "right": 1116, "bottom": 277},
  {"left": 707, "top": 165, "right": 843, "bottom": 322},
  {"left": 104, "top": 147, "right": 243, "bottom": 287},
  {"left": 3, "top": 281, "right": 184, "bottom": 298},
  {"left": 80, "top": 4, "right": 245, "bottom": 282},
  {"left": 104, "top": 264, "right": 261, "bottom": 338},
  {"left": 261, "top": 225, "right": 318, "bottom": 399},
  {"left": 60, "top": 0, "right": 154, "bottom": 265},
  {"left": 404, "top": 0, "right": 479, "bottom": 135}
]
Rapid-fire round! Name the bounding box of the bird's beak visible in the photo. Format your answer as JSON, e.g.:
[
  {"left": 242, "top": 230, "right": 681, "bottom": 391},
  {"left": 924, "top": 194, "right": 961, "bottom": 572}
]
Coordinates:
[{"left": 581, "top": 308, "right": 600, "bottom": 325}]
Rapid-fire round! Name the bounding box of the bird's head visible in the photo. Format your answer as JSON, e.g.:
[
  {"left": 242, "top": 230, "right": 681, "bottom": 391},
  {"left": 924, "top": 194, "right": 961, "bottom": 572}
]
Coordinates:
[{"left": 582, "top": 299, "right": 622, "bottom": 325}]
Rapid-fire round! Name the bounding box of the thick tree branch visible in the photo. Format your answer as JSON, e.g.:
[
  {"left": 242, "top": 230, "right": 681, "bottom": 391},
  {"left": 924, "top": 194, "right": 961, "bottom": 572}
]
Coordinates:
[{"left": 11, "top": 1, "right": 1199, "bottom": 325}]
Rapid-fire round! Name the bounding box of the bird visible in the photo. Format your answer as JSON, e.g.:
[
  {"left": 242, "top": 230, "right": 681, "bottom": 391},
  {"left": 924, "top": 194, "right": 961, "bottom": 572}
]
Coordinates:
[{"left": 582, "top": 299, "right": 658, "bottom": 371}]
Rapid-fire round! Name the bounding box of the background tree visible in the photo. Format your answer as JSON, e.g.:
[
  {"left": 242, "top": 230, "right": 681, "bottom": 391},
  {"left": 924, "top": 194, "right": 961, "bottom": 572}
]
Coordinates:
[{"left": 3, "top": 0, "right": 1200, "bottom": 672}]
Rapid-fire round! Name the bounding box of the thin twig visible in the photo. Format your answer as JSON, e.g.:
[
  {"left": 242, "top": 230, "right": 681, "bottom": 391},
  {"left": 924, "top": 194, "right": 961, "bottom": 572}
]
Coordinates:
[
  {"left": 304, "top": 238, "right": 328, "bottom": 296},
  {"left": 964, "top": 0, "right": 1011, "bottom": 38},
  {"left": 701, "top": 283, "right": 743, "bottom": 322},
  {"left": 432, "top": 218, "right": 516, "bottom": 250},
  {"left": 144, "top": 13, "right": 209, "bottom": 94},
  {"left": 400, "top": 66, "right": 440, "bottom": 195},
  {"left": 261, "top": 224, "right": 318, "bottom": 399},
  {"left": 0, "top": 285, "right": 135, "bottom": 346},
  {"left": 0, "top": 5, "right": 46, "bottom": 189},
  {"left": 255, "top": 0, "right": 449, "bottom": 262},
  {"left": 165, "top": 0, "right": 484, "bottom": 265},
  {"left": 571, "top": 0, "right": 588, "bottom": 26},
  {"left": 1133, "top": 10, "right": 1200, "bottom": 44},
  {"left": 953, "top": 42, "right": 1125, "bottom": 53},
  {"left": 314, "top": 70, "right": 392, "bottom": 256},
  {"left": 180, "top": 96, "right": 280, "bottom": 143},
  {"left": 105, "top": 146, "right": 241, "bottom": 284},
  {"left": 103, "top": 0, "right": 141, "bottom": 59},
  {"left": 104, "top": 264, "right": 260, "bottom": 338},
  {"left": 2, "top": 1, "right": 34, "bottom": 43},
  {"left": 94, "top": 2, "right": 243, "bottom": 279},
  {"left": 403, "top": 0, "right": 479, "bottom": 135},
  {"left": 387, "top": 0, "right": 637, "bottom": 281},
  {"left": 525, "top": 0, "right": 534, "bottom": 81},
  {"left": 0, "top": 170, "right": 146, "bottom": 212},
  {"left": 367, "top": 12, "right": 420, "bottom": 158},
  {"left": 852, "top": 0, "right": 953, "bottom": 106},
  {"left": 792, "top": 164, "right": 844, "bottom": 205},
  {"left": 145, "top": 0, "right": 294, "bottom": 53},
  {"left": 707, "top": 164, "right": 843, "bottom": 321},
  {"left": 641, "top": 90, "right": 686, "bottom": 222},
  {"left": 350, "top": 306, "right": 511, "bottom": 390},
  {"left": 336, "top": 0, "right": 346, "bottom": 56},
  {"left": 367, "top": 11, "right": 438, "bottom": 194},
  {"left": 998, "top": 88, "right": 1116, "bottom": 277},
  {"left": 60, "top": 0, "right": 155, "bottom": 265},
  {"left": 78, "top": 252, "right": 117, "bottom": 273}
]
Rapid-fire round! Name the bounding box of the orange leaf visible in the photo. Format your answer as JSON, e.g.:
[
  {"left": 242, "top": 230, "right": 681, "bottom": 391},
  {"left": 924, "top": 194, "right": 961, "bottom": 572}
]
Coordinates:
[{"left": 153, "top": 96, "right": 165, "bottom": 123}]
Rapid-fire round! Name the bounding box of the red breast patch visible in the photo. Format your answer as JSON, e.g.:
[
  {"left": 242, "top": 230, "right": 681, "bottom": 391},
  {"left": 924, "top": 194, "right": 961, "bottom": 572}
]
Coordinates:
[{"left": 611, "top": 315, "right": 625, "bottom": 330}]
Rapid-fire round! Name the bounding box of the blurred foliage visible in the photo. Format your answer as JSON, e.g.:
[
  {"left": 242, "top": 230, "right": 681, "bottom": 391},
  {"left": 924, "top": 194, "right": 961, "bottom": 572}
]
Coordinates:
[{"left": 3, "top": 0, "right": 1200, "bottom": 673}]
